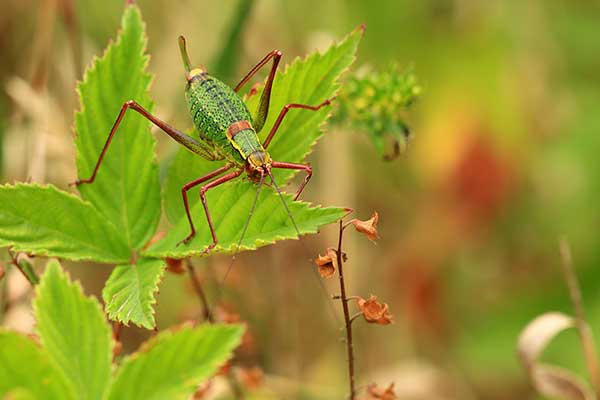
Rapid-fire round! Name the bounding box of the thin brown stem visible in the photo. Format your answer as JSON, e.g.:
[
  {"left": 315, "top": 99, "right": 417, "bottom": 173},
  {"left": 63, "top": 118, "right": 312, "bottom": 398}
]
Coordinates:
[
  {"left": 336, "top": 220, "right": 356, "bottom": 399},
  {"left": 186, "top": 259, "right": 244, "bottom": 399},
  {"left": 559, "top": 238, "right": 600, "bottom": 397},
  {"left": 186, "top": 260, "right": 214, "bottom": 323}
]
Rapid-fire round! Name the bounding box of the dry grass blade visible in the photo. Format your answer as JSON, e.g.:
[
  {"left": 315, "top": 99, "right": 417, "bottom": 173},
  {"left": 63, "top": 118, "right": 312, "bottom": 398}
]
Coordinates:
[{"left": 518, "top": 312, "right": 595, "bottom": 400}]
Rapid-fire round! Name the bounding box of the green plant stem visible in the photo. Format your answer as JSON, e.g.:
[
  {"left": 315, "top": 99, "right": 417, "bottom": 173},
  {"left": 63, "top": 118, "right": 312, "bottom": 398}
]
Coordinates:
[
  {"left": 559, "top": 238, "right": 600, "bottom": 398},
  {"left": 9, "top": 251, "right": 39, "bottom": 286},
  {"left": 336, "top": 220, "right": 356, "bottom": 400},
  {"left": 0, "top": 264, "right": 8, "bottom": 322},
  {"left": 186, "top": 260, "right": 244, "bottom": 400}
]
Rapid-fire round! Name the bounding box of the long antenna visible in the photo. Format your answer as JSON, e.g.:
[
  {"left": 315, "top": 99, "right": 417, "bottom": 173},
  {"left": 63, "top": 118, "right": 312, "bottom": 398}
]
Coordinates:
[
  {"left": 178, "top": 35, "right": 192, "bottom": 74},
  {"left": 217, "top": 171, "right": 265, "bottom": 299},
  {"left": 266, "top": 169, "right": 341, "bottom": 324}
]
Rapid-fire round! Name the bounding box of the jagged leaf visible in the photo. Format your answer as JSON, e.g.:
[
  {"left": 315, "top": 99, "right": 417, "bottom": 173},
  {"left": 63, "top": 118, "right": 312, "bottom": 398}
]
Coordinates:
[
  {"left": 102, "top": 258, "right": 165, "bottom": 329},
  {"left": 74, "top": 4, "right": 160, "bottom": 250},
  {"left": 107, "top": 324, "right": 243, "bottom": 400},
  {"left": 0, "top": 331, "right": 73, "bottom": 400},
  {"left": 156, "top": 27, "right": 361, "bottom": 255},
  {"left": 34, "top": 261, "right": 113, "bottom": 400},
  {"left": 163, "top": 26, "right": 362, "bottom": 224},
  {"left": 146, "top": 184, "right": 348, "bottom": 258},
  {"left": 0, "top": 184, "right": 129, "bottom": 263},
  {"left": 248, "top": 25, "right": 364, "bottom": 182}
]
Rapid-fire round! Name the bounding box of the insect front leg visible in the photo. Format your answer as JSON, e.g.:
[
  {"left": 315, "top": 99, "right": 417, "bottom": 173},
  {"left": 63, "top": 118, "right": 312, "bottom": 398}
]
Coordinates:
[
  {"left": 262, "top": 98, "right": 334, "bottom": 149},
  {"left": 197, "top": 169, "right": 244, "bottom": 254},
  {"left": 73, "top": 100, "right": 217, "bottom": 186},
  {"left": 179, "top": 164, "right": 234, "bottom": 246},
  {"left": 234, "top": 50, "right": 282, "bottom": 133},
  {"left": 270, "top": 161, "right": 312, "bottom": 200}
]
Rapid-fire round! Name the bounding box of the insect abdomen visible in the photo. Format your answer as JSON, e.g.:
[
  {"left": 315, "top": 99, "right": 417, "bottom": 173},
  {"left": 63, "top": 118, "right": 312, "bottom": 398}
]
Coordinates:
[{"left": 230, "top": 129, "right": 263, "bottom": 159}]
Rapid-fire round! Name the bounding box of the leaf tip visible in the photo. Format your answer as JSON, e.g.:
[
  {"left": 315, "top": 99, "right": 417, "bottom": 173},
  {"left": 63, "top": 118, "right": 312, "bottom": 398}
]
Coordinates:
[{"left": 356, "top": 23, "right": 367, "bottom": 36}]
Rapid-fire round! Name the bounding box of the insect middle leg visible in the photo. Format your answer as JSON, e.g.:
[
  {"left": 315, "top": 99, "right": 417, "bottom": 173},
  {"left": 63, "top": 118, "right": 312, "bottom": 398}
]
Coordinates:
[
  {"left": 180, "top": 164, "right": 233, "bottom": 245},
  {"left": 180, "top": 168, "right": 243, "bottom": 253}
]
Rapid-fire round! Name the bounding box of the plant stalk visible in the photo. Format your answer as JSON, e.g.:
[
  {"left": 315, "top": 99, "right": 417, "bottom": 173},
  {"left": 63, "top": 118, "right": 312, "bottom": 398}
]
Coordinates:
[
  {"left": 559, "top": 238, "right": 600, "bottom": 398},
  {"left": 186, "top": 260, "right": 214, "bottom": 323},
  {"left": 186, "top": 260, "right": 244, "bottom": 399},
  {"left": 336, "top": 220, "right": 356, "bottom": 399}
]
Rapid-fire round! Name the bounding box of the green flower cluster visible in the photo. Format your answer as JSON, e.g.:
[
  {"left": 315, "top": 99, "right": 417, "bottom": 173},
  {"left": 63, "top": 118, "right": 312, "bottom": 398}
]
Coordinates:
[{"left": 334, "top": 64, "right": 421, "bottom": 160}]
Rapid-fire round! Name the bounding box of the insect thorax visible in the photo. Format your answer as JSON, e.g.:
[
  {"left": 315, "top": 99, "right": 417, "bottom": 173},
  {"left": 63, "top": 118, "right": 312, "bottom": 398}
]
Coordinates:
[{"left": 186, "top": 74, "right": 249, "bottom": 142}]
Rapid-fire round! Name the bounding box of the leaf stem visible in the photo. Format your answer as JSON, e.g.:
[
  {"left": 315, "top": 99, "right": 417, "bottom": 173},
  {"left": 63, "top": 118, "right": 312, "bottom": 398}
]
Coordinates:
[
  {"left": 336, "top": 220, "right": 356, "bottom": 399},
  {"left": 186, "top": 260, "right": 214, "bottom": 323},
  {"left": 8, "top": 250, "right": 39, "bottom": 286},
  {"left": 559, "top": 238, "right": 600, "bottom": 397},
  {"left": 186, "top": 259, "right": 244, "bottom": 399}
]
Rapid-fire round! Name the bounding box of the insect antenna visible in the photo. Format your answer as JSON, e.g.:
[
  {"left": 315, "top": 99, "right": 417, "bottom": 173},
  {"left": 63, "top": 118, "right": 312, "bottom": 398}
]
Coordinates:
[
  {"left": 216, "top": 171, "right": 265, "bottom": 299},
  {"left": 265, "top": 168, "right": 341, "bottom": 324},
  {"left": 178, "top": 35, "right": 192, "bottom": 74}
]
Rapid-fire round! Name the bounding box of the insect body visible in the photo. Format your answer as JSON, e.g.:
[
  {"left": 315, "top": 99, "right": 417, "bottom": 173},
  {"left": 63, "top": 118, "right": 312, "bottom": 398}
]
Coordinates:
[{"left": 74, "top": 36, "right": 332, "bottom": 254}]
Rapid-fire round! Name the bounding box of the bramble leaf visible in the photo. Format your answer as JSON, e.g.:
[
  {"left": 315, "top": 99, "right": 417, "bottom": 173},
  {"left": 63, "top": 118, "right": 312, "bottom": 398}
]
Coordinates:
[
  {"left": 107, "top": 324, "right": 243, "bottom": 400},
  {"left": 102, "top": 258, "right": 165, "bottom": 329},
  {"left": 0, "top": 331, "right": 73, "bottom": 400},
  {"left": 34, "top": 261, "right": 113, "bottom": 400},
  {"left": 157, "top": 27, "right": 361, "bottom": 255},
  {"left": 74, "top": 4, "right": 160, "bottom": 250},
  {"left": 248, "top": 25, "right": 364, "bottom": 182},
  {"left": 0, "top": 183, "right": 129, "bottom": 263},
  {"left": 145, "top": 185, "right": 348, "bottom": 258},
  {"left": 163, "top": 26, "right": 362, "bottom": 224}
]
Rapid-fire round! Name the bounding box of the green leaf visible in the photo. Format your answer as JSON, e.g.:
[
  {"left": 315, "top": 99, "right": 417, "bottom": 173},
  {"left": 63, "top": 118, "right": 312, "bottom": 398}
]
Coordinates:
[
  {"left": 0, "top": 331, "right": 73, "bottom": 400},
  {"left": 247, "top": 25, "right": 364, "bottom": 183},
  {"left": 0, "top": 183, "right": 129, "bottom": 263},
  {"left": 146, "top": 183, "right": 348, "bottom": 258},
  {"left": 163, "top": 27, "right": 362, "bottom": 225},
  {"left": 158, "top": 27, "right": 361, "bottom": 255},
  {"left": 102, "top": 258, "right": 165, "bottom": 329},
  {"left": 107, "top": 324, "right": 243, "bottom": 400},
  {"left": 74, "top": 4, "right": 160, "bottom": 250},
  {"left": 34, "top": 261, "right": 113, "bottom": 400}
]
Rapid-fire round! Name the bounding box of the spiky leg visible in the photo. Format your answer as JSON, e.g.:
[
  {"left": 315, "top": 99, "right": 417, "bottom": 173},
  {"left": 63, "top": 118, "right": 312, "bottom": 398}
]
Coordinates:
[
  {"left": 234, "top": 50, "right": 282, "bottom": 133},
  {"left": 179, "top": 164, "right": 234, "bottom": 246},
  {"left": 271, "top": 161, "right": 312, "bottom": 200},
  {"left": 73, "top": 100, "right": 216, "bottom": 185},
  {"left": 196, "top": 169, "right": 244, "bottom": 254},
  {"left": 263, "top": 98, "right": 334, "bottom": 149}
]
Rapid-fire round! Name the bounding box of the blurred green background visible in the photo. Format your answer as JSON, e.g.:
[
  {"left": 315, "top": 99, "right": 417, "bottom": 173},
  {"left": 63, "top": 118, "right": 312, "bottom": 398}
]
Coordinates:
[{"left": 1, "top": 0, "right": 600, "bottom": 398}]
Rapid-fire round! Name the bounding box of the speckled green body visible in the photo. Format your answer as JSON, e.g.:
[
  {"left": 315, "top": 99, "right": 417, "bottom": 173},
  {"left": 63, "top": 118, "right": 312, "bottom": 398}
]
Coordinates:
[{"left": 186, "top": 72, "right": 264, "bottom": 165}]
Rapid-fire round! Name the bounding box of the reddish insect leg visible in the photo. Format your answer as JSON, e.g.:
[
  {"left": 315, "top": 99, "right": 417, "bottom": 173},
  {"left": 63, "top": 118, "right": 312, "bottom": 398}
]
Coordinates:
[
  {"left": 179, "top": 164, "right": 234, "bottom": 246},
  {"left": 74, "top": 100, "right": 215, "bottom": 186},
  {"left": 234, "top": 50, "right": 282, "bottom": 133},
  {"left": 270, "top": 161, "right": 312, "bottom": 200},
  {"left": 263, "top": 98, "right": 334, "bottom": 149},
  {"left": 197, "top": 169, "right": 243, "bottom": 253}
]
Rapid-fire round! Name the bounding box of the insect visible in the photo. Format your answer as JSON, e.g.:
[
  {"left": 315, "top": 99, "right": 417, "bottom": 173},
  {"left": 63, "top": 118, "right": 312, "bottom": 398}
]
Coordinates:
[{"left": 74, "top": 36, "right": 332, "bottom": 254}]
